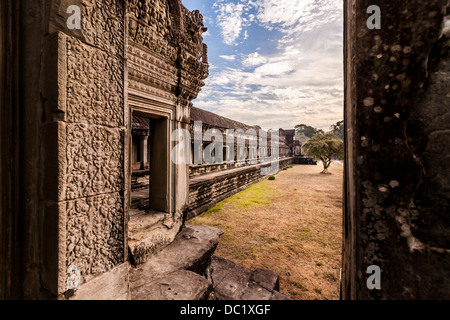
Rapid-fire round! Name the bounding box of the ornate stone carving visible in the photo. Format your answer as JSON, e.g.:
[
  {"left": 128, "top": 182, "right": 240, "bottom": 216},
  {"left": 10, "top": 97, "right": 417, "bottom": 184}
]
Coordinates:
[
  {"left": 81, "top": 0, "right": 125, "bottom": 57},
  {"left": 60, "top": 31, "right": 126, "bottom": 292},
  {"left": 128, "top": 0, "right": 172, "bottom": 38},
  {"left": 128, "top": 0, "right": 177, "bottom": 60},
  {"left": 182, "top": 8, "right": 208, "bottom": 58},
  {"left": 126, "top": 0, "right": 209, "bottom": 106},
  {"left": 66, "top": 192, "right": 124, "bottom": 283},
  {"left": 66, "top": 37, "right": 124, "bottom": 127},
  {"left": 65, "top": 124, "right": 124, "bottom": 200}
]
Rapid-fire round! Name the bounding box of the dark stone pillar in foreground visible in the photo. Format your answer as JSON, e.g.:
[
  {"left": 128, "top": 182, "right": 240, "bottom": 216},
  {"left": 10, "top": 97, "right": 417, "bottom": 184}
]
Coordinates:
[{"left": 343, "top": 0, "right": 450, "bottom": 299}]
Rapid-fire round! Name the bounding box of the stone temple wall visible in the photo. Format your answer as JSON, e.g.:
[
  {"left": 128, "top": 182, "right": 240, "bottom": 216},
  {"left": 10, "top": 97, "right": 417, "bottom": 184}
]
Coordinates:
[
  {"left": 40, "top": 0, "right": 128, "bottom": 299},
  {"left": 343, "top": 0, "right": 450, "bottom": 299},
  {"left": 0, "top": 0, "right": 208, "bottom": 299}
]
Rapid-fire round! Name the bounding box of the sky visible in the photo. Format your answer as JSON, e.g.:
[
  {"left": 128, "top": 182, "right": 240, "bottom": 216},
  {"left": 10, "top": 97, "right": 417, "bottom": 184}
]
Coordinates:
[{"left": 183, "top": 0, "right": 344, "bottom": 131}]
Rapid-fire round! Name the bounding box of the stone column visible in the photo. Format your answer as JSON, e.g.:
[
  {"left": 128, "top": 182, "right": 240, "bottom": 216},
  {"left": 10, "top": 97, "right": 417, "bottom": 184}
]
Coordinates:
[
  {"left": 342, "top": 0, "right": 450, "bottom": 300},
  {"left": 140, "top": 135, "right": 149, "bottom": 170}
]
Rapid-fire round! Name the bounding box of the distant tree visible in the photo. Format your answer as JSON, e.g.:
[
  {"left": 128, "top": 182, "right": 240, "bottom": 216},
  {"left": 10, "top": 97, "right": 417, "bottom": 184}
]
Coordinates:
[
  {"left": 295, "top": 124, "right": 324, "bottom": 138},
  {"left": 253, "top": 125, "right": 262, "bottom": 130},
  {"left": 295, "top": 124, "right": 315, "bottom": 138},
  {"left": 295, "top": 132, "right": 309, "bottom": 145},
  {"left": 302, "top": 133, "right": 344, "bottom": 174},
  {"left": 330, "top": 120, "right": 344, "bottom": 140}
]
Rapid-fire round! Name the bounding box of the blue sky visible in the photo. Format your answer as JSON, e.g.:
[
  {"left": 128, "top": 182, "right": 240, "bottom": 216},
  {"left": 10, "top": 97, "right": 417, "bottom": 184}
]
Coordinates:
[{"left": 183, "top": 0, "right": 343, "bottom": 131}]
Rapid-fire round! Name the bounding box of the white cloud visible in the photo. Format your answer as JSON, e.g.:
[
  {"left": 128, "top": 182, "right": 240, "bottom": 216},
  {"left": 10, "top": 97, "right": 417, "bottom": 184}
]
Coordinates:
[
  {"left": 197, "top": 0, "right": 344, "bottom": 130},
  {"left": 255, "top": 0, "right": 316, "bottom": 27},
  {"left": 215, "top": 2, "right": 246, "bottom": 45},
  {"left": 242, "top": 52, "right": 267, "bottom": 67},
  {"left": 219, "top": 55, "right": 237, "bottom": 61}
]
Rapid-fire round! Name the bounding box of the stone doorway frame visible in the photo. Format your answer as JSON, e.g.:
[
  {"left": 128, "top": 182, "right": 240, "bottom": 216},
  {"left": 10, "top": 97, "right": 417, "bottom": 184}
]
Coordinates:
[{"left": 129, "top": 95, "right": 175, "bottom": 215}]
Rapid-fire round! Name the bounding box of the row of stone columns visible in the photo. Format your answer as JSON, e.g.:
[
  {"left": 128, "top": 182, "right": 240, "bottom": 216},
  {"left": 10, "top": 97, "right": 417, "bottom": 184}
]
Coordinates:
[{"left": 139, "top": 135, "right": 149, "bottom": 170}]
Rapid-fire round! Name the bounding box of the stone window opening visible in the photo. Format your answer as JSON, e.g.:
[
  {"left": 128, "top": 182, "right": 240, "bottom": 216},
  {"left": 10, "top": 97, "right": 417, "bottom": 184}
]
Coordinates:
[
  {"left": 223, "top": 145, "right": 230, "bottom": 163},
  {"left": 130, "top": 112, "right": 170, "bottom": 214}
]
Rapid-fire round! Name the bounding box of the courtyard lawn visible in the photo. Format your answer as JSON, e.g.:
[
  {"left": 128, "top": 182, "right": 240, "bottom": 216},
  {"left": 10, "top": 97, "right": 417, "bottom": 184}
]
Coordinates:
[{"left": 189, "top": 161, "right": 343, "bottom": 300}]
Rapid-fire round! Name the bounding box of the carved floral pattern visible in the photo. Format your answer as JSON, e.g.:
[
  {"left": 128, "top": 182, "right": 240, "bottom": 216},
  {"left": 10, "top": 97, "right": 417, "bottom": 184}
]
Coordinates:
[
  {"left": 66, "top": 193, "right": 124, "bottom": 281},
  {"left": 65, "top": 124, "right": 124, "bottom": 200},
  {"left": 81, "top": 0, "right": 125, "bottom": 57},
  {"left": 66, "top": 38, "right": 124, "bottom": 127}
]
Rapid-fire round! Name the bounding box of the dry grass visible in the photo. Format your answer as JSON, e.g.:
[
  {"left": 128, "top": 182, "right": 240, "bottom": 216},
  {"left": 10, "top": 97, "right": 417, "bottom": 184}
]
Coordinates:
[{"left": 189, "top": 161, "right": 343, "bottom": 300}]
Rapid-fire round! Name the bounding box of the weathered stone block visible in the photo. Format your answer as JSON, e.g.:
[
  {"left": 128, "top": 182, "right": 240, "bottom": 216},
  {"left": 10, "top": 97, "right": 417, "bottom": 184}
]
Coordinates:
[
  {"left": 251, "top": 268, "right": 280, "bottom": 292},
  {"left": 40, "top": 192, "right": 125, "bottom": 296},
  {"left": 128, "top": 209, "right": 179, "bottom": 265},
  {"left": 41, "top": 32, "right": 67, "bottom": 122},
  {"left": 49, "top": 0, "right": 125, "bottom": 58},
  {"left": 210, "top": 256, "right": 253, "bottom": 300},
  {"left": 65, "top": 192, "right": 125, "bottom": 284},
  {"left": 241, "top": 282, "right": 273, "bottom": 300},
  {"left": 40, "top": 201, "right": 67, "bottom": 296},
  {"left": 210, "top": 256, "right": 291, "bottom": 300},
  {"left": 129, "top": 225, "right": 223, "bottom": 300},
  {"left": 343, "top": 0, "right": 450, "bottom": 299},
  {"left": 131, "top": 270, "right": 212, "bottom": 300},
  {"left": 68, "top": 262, "right": 130, "bottom": 300},
  {"left": 129, "top": 224, "right": 223, "bottom": 271}
]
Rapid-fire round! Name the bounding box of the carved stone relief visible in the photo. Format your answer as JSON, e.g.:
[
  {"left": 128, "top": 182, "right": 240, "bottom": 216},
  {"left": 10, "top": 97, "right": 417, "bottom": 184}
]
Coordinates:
[
  {"left": 81, "top": 0, "right": 125, "bottom": 57},
  {"left": 182, "top": 8, "right": 208, "bottom": 58},
  {"left": 126, "top": 0, "right": 209, "bottom": 103},
  {"left": 66, "top": 37, "right": 124, "bottom": 127},
  {"left": 65, "top": 123, "right": 124, "bottom": 201},
  {"left": 65, "top": 192, "right": 124, "bottom": 284},
  {"left": 128, "top": 0, "right": 177, "bottom": 61},
  {"left": 59, "top": 32, "right": 126, "bottom": 292}
]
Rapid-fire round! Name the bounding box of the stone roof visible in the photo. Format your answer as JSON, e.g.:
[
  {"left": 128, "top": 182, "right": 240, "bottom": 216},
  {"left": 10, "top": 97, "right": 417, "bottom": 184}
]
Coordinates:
[
  {"left": 190, "top": 106, "right": 253, "bottom": 131},
  {"left": 190, "top": 106, "right": 291, "bottom": 149}
]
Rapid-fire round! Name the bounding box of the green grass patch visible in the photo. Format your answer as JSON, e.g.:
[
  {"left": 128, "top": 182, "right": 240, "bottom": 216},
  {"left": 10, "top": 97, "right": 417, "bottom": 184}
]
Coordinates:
[
  {"left": 199, "top": 179, "right": 278, "bottom": 216},
  {"left": 225, "top": 180, "right": 277, "bottom": 209},
  {"left": 200, "top": 202, "right": 223, "bottom": 217},
  {"left": 268, "top": 175, "right": 276, "bottom": 180}
]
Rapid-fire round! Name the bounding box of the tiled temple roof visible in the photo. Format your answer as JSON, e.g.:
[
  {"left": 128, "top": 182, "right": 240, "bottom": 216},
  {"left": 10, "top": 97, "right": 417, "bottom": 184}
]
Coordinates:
[
  {"left": 191, "top": 106, "right": 253, "bottom": 131},
  {"left": 190, "top": 106, "right": 291, "bottom": 149}
]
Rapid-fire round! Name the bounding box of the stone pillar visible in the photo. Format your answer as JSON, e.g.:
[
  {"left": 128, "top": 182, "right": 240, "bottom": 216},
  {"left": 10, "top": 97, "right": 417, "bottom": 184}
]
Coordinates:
[
  {"left": 39, "top": 0, "right": 129, "bottom": 299},
  {"left": 343, "top": 0, "right": 450, "bottom": 300},
  {"left": 140, "top": 135, "right": 149, "bottom": 170}
]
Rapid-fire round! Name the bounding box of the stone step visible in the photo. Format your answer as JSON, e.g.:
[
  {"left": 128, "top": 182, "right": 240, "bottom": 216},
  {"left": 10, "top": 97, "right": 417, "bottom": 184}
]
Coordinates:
[
  {"left": 131, "top": 270, "right": 212, "bottom": 300},
  {"left": 128, "top": 209, "right": 176, "bottom": 265},
  {"left": 130, "top": 224, "right": 223, "bottom": 300},
  {"left": 210, "top": 256, "right": 291, "bottom": 300},
  {"left": 130, "top": 188, "right": 150, "bottom": 210}
]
